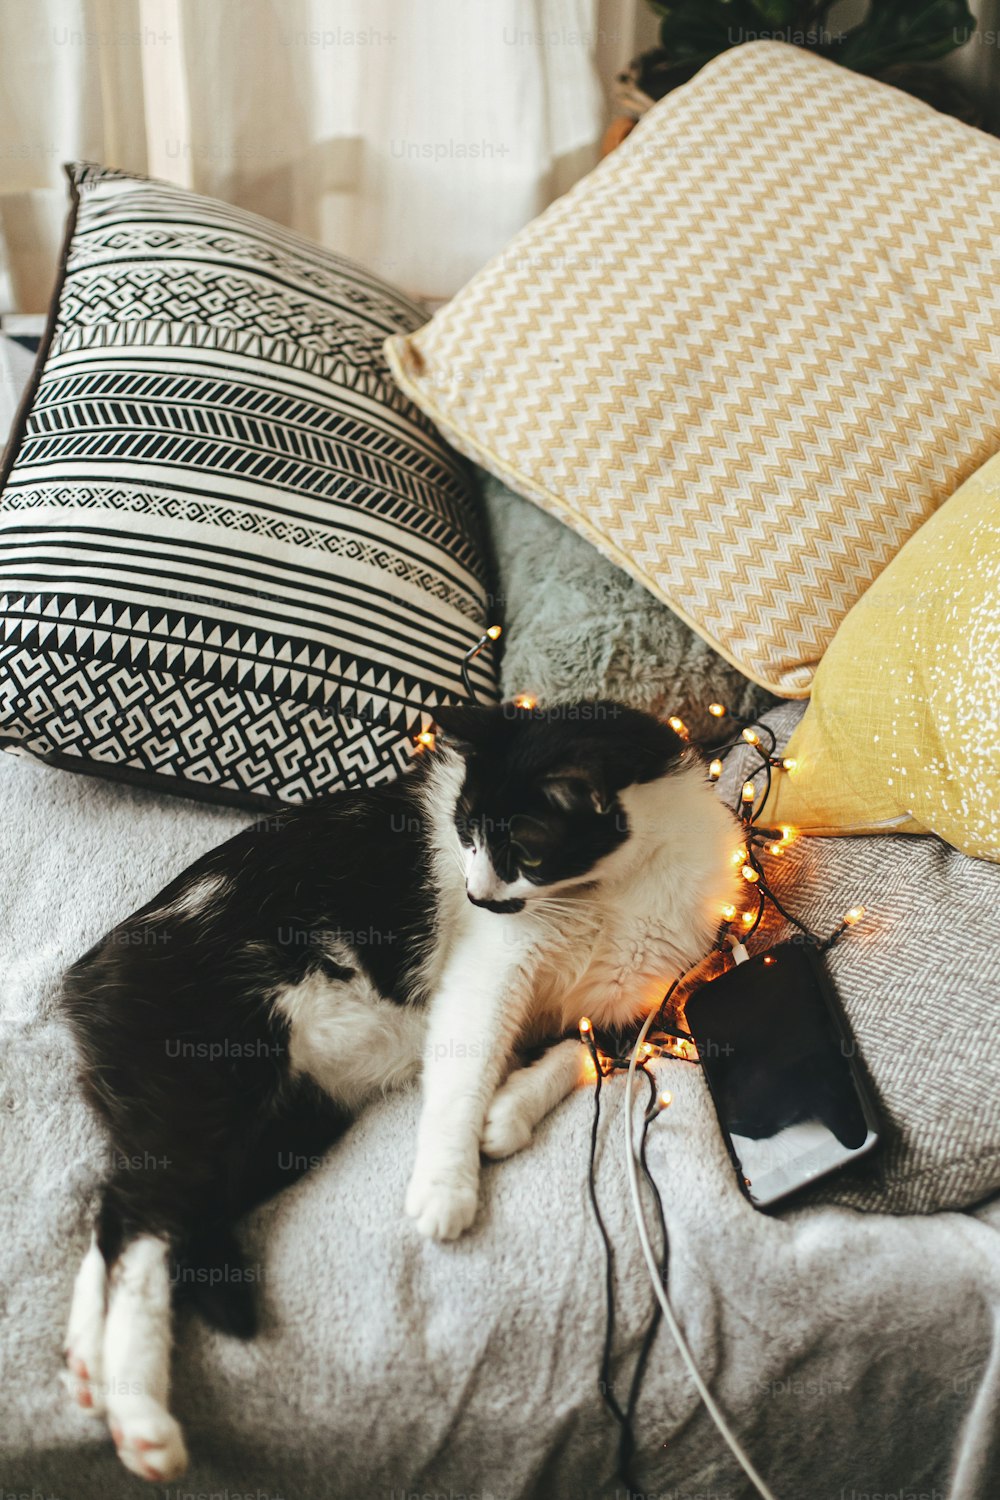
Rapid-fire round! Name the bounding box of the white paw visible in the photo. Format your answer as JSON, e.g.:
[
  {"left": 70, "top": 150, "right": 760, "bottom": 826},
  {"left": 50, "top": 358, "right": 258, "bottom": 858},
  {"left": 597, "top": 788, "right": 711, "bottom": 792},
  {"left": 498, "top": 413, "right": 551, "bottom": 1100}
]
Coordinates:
[
  {"left": 481, "top": 1093, "right": 534, "bottom": 1159},
  {"left": 109, "top": 1401, "right": 189, "bottom": 1483},
  {"left": 405, "top": 1173, "right": 479, "bottom": 1241},
  {"left": 61, "top": 1350, "right": 106, "bottom": 1416}
]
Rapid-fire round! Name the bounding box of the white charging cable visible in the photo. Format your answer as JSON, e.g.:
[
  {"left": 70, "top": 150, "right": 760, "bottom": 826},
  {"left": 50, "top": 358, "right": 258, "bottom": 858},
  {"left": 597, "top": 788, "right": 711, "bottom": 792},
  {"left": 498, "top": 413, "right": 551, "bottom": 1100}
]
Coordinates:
[{"left": 623, "top": 1005, "right": 779, "bottom": 1500}]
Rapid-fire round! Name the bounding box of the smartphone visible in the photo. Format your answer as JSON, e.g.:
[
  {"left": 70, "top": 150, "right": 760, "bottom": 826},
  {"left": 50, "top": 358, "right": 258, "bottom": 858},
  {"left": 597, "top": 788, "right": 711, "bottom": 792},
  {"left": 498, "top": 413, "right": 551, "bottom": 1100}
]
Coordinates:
[{"left": 683, "top": 942, "right": 880, "bottom": 1210}]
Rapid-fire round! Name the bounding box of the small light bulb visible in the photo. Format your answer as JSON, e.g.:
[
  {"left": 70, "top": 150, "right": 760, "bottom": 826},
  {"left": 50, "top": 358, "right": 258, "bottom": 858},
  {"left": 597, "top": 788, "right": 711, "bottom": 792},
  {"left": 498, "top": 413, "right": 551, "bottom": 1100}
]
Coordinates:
[
  {"left": 741, "top": 728, "right": 760, "bottom": 747},
  {"left": 731, "top": 845, "right": 747, "bottom": 865},
  {"left": 708, "top": 702, "right": 726, "bottom": 718},
  {"left": 741, "top": 781, "right": 756, "bottom": 803},
  {"left": 763, "top": 954, "right": 776, "bottom": 966},
  {"left": 513, "top": 693, "right": 537, "bottom": 710},
  {"left": 741, "top": 911, "right": 756, "bottom": 928},
  {"left": 741, "top": 865, "right": 759, "bottom": 884},
  {"left": 486, "top": 624, "right": 502, "bottom": 640},
  {"left": 720, "top": 902, "right": 737, "bottom": 922},
  {"left": 668, "top": 715, "right": 688, "bottom": 738},
  {"left": 780, "top": 826, "right": 795, "bottom": 843},
  {"left": 708, "top": 758, "right": 723, "bottom": 780},
  {"left": 844, "top": 906, "right": 866, "bottom": 926},
  {"left": 657, "top": 1090, "right": 673, "bottom": 1112},
  {"left": 782, "top": 757, "right": 797, "bottom": 771},
  {"left": 768, "top": 842, "right": 784, "bottom": 857},
  {"left": 579, "top": 1016, "right": 593, "bottom": 1037},
  {"left": 641, "top": 1041, "right": 654, "bottom": 1057},
  {"left": 416, "top": 730, "right": 436, "bottom": 750}
]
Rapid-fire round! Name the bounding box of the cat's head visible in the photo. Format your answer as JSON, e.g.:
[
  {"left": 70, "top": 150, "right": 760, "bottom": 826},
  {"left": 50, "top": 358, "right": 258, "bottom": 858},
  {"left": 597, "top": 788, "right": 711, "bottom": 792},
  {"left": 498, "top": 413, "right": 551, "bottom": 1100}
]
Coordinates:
[{"left": 432, "top": 700, "right": 687, "bottom": 913}]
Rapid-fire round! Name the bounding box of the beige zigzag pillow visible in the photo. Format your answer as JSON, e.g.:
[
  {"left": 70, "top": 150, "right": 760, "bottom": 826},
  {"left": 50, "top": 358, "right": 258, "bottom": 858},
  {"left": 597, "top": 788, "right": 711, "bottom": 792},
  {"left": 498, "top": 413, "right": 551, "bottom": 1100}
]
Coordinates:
[{"left": 386, "top": 42, "right": 1000, "bottom": 697}]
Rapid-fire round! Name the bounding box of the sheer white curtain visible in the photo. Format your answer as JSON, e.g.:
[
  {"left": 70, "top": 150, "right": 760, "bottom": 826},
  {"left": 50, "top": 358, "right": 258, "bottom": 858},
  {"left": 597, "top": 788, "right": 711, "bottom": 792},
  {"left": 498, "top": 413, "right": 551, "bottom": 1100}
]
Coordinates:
[{"left": 0, "top": 0, "right": 641, "bottom": 313}]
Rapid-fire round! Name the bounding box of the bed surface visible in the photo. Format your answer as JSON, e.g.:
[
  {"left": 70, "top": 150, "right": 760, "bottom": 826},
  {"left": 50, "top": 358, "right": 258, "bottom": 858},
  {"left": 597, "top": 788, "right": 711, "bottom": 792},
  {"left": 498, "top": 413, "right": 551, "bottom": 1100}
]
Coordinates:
[{"left": 1, "top": 744, "right": 998, "bottom": 1500}]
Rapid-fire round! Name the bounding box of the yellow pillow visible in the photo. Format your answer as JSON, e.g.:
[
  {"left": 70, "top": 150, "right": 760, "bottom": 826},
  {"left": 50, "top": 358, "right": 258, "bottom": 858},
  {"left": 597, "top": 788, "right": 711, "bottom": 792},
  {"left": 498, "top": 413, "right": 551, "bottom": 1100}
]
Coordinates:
[
  {"left": 761, "top": 453, "right": 1000, "bottom": 861},
  {"left": 386, "top": 41, "right": 1000, "bottom": 697}
]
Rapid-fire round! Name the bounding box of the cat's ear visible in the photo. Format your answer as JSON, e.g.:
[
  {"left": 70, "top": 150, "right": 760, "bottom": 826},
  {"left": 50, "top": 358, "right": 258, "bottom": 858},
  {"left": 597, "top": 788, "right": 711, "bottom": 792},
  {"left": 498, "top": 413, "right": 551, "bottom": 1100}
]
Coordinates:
[
  {"left": 432, "top": 703, "right": 501, "bottom": 757},
  {"left": 541, "top": 764, "right": 610, "bottom": 816}
]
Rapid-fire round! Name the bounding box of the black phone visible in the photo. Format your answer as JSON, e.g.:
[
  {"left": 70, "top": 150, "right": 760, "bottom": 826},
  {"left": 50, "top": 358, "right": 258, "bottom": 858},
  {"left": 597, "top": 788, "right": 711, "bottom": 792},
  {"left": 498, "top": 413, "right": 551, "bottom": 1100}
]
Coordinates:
[{"left": 683, "top": 942, "right": 880, "bottom": 1209}]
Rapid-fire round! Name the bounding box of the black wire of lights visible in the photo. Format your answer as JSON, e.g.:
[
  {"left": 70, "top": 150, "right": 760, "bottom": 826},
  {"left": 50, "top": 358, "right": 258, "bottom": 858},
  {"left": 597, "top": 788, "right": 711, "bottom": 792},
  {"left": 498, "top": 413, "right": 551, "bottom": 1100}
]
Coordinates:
[
  {"left": 695, "top": 701, "right": 865, "bottom": 954},
  {"left": 461, "top": 623, "right": 503, "bottom": 702}
]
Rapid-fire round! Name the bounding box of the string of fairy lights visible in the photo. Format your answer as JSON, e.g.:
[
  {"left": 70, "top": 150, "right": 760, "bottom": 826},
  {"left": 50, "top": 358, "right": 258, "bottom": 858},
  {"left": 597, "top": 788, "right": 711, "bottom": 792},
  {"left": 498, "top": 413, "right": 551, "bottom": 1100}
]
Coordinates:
[{"left": 423, "top": 626, "right": 871, "bottom": 1499}]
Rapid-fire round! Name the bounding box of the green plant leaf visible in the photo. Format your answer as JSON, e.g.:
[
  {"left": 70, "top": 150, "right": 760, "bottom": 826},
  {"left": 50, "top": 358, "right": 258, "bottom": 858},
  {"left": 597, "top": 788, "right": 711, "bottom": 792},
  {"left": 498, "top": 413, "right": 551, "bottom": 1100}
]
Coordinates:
[
  {"left": 751, "top": 0, "right": 802, "bottom": 25},
  {"left": 650, "top": 1, "right": 773, "bottom": 67},
  {"left": 827, "top": 0, "right": 976, "bottom": 74}
]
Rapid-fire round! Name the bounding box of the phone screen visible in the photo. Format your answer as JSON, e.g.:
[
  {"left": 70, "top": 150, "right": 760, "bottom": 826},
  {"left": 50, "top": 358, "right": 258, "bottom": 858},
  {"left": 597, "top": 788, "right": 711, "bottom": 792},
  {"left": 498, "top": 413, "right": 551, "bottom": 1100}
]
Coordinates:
[{"left": 683, "top": 942, "right": 879, "bottom": 1209}]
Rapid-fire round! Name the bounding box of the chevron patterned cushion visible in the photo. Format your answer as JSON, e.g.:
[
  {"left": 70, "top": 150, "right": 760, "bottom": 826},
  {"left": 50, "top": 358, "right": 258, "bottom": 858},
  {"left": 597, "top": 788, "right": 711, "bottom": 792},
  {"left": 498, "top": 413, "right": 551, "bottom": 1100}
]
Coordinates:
[
  {"left": 0, "top": 164, "right": 496, "bottom": 807},
  {"left": 386, "top": 41, "right": 1000, "bottom": 698}
]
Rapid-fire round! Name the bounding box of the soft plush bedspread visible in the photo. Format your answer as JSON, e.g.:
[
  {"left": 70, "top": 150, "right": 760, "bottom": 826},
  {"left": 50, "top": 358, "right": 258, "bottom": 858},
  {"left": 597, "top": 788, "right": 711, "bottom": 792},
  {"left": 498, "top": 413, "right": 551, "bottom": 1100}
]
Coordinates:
[{"left": 1, "top": 744, "right": 999, "bottom": 1500}]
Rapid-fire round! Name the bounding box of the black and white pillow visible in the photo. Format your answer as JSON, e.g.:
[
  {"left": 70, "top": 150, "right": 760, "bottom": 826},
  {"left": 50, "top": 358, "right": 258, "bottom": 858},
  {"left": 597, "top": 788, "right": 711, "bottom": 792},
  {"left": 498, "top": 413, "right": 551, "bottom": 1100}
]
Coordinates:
[{"left": 0, "top": 164, "right": 496, "bottom": 807}]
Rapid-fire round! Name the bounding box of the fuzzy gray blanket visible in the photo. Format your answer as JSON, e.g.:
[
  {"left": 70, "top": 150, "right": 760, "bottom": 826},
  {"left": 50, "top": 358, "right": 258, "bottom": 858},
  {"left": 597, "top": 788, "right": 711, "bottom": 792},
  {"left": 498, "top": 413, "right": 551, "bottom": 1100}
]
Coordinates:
[{"left": 2, "top": 740, "right": 999, "bottom": 1499}]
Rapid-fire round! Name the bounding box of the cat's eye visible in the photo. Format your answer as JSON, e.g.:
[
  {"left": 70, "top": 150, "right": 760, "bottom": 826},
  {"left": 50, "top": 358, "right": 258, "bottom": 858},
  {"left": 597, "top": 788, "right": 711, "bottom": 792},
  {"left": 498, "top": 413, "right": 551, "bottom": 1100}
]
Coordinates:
[
  {"left": 509, "top": 814, "right": 548, "bottom": 870},
  {"left": 455, "top": 801, "right": 477, "bottom": 845}
]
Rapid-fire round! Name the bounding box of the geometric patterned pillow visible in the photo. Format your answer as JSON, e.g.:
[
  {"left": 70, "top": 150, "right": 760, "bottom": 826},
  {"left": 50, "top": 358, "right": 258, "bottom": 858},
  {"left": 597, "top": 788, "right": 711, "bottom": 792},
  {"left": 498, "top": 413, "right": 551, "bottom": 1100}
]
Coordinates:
[{"left": 0, "top": 164, "right": 496, "bottom": 807}]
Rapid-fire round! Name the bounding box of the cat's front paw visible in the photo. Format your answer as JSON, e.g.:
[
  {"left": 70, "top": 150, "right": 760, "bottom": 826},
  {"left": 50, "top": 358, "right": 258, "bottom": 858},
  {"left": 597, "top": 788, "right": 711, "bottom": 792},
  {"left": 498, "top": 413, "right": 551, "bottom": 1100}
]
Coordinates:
[
  {"left": 405, "top": 1172, "right": 478, "bottom": 1241},
  {"left": 481, "top": 1092, "right": 534, "bottom": 1159}
]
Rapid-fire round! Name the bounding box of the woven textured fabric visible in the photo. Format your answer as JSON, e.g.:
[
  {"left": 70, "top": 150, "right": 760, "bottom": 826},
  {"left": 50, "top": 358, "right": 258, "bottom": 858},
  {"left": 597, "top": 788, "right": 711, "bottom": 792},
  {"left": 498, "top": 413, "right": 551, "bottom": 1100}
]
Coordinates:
[
  {"left": 717, "top": 704, "right": 1000, "bottom": 1214},
  {"left": 762, "top": 452, "right": 1000, "bottom": 861},
  {"left": 386, "top": 41, "right": 1000, "bottom": 697},
  {"left": 0, "top": 163, "right": 496, "bottom": 808}
]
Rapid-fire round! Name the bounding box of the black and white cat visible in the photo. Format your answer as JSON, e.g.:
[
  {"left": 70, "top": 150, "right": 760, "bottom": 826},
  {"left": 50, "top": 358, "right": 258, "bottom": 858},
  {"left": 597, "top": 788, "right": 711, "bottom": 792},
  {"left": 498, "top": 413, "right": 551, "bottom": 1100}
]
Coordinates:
[{"left": 61, "top": 699, "right": 740, "bottom": 1481}]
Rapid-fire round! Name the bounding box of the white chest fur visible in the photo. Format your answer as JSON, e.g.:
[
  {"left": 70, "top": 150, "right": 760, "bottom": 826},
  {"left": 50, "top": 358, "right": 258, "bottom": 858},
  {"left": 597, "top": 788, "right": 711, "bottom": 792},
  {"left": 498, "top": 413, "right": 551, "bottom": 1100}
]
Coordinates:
[{"left": 519, "top": 761, "right": 741, "bottom": 1037}]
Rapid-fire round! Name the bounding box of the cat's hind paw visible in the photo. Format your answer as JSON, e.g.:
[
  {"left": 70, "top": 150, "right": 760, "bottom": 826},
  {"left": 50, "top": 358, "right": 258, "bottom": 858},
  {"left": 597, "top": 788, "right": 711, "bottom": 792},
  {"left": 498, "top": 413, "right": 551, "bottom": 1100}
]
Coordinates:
[
  {"left": 110, "top": 1401, "right": 188, "bottom": 1483},
  {"left": 61, "top": 1353, "right": 105, "bottom": 1415}
]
